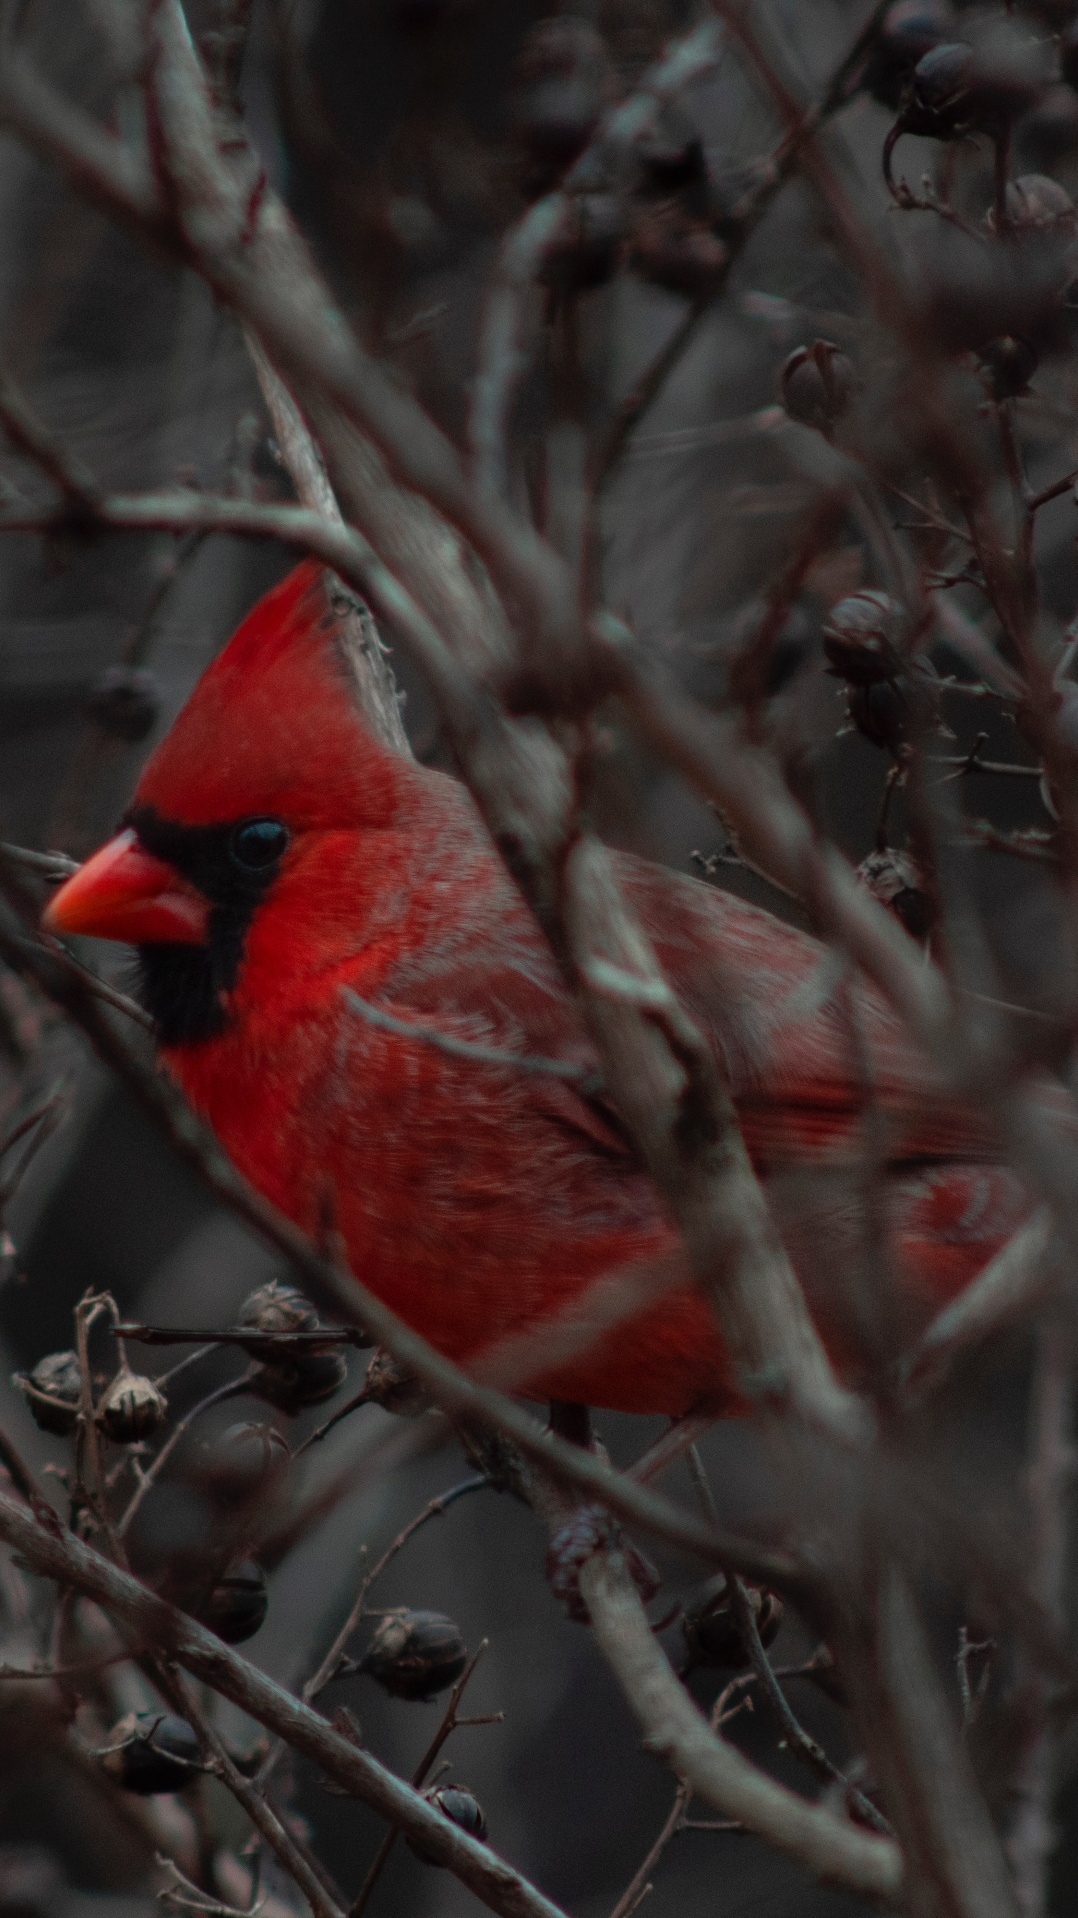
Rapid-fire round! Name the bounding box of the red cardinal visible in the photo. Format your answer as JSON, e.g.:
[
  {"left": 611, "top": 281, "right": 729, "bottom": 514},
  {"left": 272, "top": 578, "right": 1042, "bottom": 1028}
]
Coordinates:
[{"left": 45, "top": 565, "right": 1030, "bottom": 1414}]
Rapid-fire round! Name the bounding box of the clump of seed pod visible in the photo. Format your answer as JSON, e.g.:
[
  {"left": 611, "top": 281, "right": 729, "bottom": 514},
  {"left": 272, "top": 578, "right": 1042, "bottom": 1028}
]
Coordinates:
[
  {"left": 681, "top": 1577, "right": 783, "bottom": 1670},
  {"left": 237, "top": 1280, "right": 349, "bottom": 1414},
  {"left": 97, "top": 1367, "right": 167, "bottom": 1444},
  {"left": 358, "top": 1608, "right": 468, "bottom": 1700},
  {"left": 85, "top": 666, "right": 161, "bottom": 743},
  {"left": 780, "top": 339, "right": 854, "bottom": 437},
  {"left": 409, "top": 1784, "right": 488, "bottom": 1863},
  {"left": 101, "top": 1713, "right": 201, "bottom": 1795},
  {"left": 193, "top": 1558, "right": 268, "bottom": 1644},
  {"left": 15, "top": 1350, "right": 82, "bottom": 1437}
]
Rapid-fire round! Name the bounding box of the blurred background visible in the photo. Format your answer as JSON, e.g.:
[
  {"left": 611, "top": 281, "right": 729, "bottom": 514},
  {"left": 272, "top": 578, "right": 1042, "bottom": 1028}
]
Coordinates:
[{"left": 0, "top": 1, "right": 1075, "bottom": 1914}]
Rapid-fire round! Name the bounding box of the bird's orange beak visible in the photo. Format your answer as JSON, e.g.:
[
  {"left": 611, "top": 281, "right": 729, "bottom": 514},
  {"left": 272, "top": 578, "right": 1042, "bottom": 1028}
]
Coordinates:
[{"left": 42, "top": 828, "right": 210, "bottom": 946}]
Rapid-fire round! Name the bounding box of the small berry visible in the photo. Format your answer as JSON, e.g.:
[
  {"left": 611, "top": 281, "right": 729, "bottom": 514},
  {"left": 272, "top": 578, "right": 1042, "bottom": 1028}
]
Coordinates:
[
  {"left": 359, "top": 1608, "right": 468, "bottom": 1700},
  {"left": 848, "top": 678, "right": 911, "bottom": 755},
  {"left": 361, "top": 1348, "right": 431, "bottom": 1415},
  {"left": 194, "top": 1559, "right": 268, "bottom": 1644},
  {"left": 198, "top": 1421, "right": 290, "bottom": 1506},
  {"left": 236, "top": 1279, "right": 319, "bottom": 1335},
  {"left": 249, "top": 1347, "right": 348, "bottom": 1414},
  {"left": 780, "top": 340, "right": 854, "bottom": 435},
  {"left": 409, "top": 1784, "right": 488, "bottom": 1863},
  {"left": 101, "top": 1713, "right": 201, "bottom": 1795},
  {"left": 822, "top": 592, "right": 904, "bottom": 686},
  {"left": 862, "top": 1, "right": 954, "bottom": 110}
]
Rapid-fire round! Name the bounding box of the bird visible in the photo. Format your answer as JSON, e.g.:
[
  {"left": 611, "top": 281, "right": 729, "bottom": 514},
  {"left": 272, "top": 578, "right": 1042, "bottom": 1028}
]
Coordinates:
[{"left": 43, "top": 562, "right": 1032, "bottom": 1416}]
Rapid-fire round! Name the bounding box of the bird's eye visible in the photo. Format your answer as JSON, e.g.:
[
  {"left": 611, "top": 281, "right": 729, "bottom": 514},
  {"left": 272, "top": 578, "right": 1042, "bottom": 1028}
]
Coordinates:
[{"left": 229, "top": 818, "right": 290, "bottom": 872}]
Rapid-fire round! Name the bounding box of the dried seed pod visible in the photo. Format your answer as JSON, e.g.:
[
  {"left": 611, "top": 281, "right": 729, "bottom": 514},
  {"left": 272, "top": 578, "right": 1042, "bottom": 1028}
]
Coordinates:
[
  {"left": 101, "top": 1713, "right": 201, "bottom": 1795},
  {"left": 194, "top": 1558, "right": 268, "bottom": 1644},
  {"left": 901, "top": 41, "right": 978, "bottom": 137},
  {"left": 902, "top": 26, "right": 1050, "bottom": 140},
  {"left": 85, "top": 666, "right": 161, "bottom": 744},
  {"left": 199, "top": 1420, "right": 290, "bottom": 1506},
  {"left": 629, "top": 202, "right": 726, "bottom": 299},
  {"left": 822, "top": 591, "right": 904, "bottom": 686},
  {"left": 236, "top": 1279, "right": 319, "bottom": 1336},
  {"left": 409, "top": 1784, "right": 488, "bottom": 1863},
  {"left": 97, "top": 1368, "right": 167, "bottom": 1444},
  {"left": 362, "top": 1347, "right": 432, "bottom": 1415},
  {"left": 780, "top": 339, "right": 853, "bottom": 436},
  {"left": 682, "top": 1578, "right": 784, "bottom": 1669},
  {"left": 249, "top": 1347, "right": 348, "bottom": 1414},
  {"left": 15, "top": 1350, "right": 82, "bottom": 1437},
  {"left": 975, "top": 334, "right": 1040, "bottom": 400},
  {"left": 863, "top": 0, "right": 954, "bottom": 109},
  {"left": 848, "top": 678, "right": 911, "bottom": 755},
  {"left": 359, "top": 1608, "right": 468, "bottom": 1700},
  {"left": 998, "top": 174, "right": 1077, "bottom": 236},
  {"left": 857, "top": 848, "right": 936, "bottom": 941}
]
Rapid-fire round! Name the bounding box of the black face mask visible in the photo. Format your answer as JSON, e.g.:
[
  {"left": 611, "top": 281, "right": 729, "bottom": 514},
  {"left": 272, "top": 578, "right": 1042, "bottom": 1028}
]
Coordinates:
[{"left": 125, "top": 804, "right": 291, "bottom": 1046}]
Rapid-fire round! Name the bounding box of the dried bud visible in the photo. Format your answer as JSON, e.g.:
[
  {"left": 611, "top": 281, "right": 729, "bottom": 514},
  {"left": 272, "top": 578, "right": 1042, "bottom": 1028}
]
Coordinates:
[
  {"left": 16, "top": 1350, "right": 82, "bottom": 1437},
  {"left": 194, "top": 1559, "right": 268, "bottom": 1644},
  {"left": 538, "top": 194, "right": 627, "bottom": 293},
  {"left": 682, "top": 1578, "right": 784, "bottom": 1669},
  {"left": 249, "top": 1348, "right": 348, "bottom": 1415},
  {"left": 629, "top": 202, "right": 726, "bottom": 299},
  {"left": 198, "top": 1421, "right": 290, "bottom": 1506},
  {"left": 236, "top": 1279, "right": 319, "bottom": 1336},
  {"left": 863, "top": 1, "right": 954, "bottom": 109},
  {"left": 362, "top": 1348, "right": 432, "bottom": 1415},
  {"left": 359, "top": 1608, "right": 468, "bottom": 1700},
  {"left": 409, "top": 1784, "right": 488, "bottom": 1862},
  {"left": 101, "top": 1713, "right": 201, "bottom": 1795},
  {"left": 85, "top": 666, "right": 161, "bottom": 744},
  {"left": 97, "top": 1368, "right": 167, "bottom": 1444},
  {"left": 780, "top": 340, "right": 853, "bottom": 435},
  {"left": 822, "top": 591, "right": 904, "bottom": 686},
  {"left": 857, "top": 848, "right": 936, "bottom": 940},
  {"left": 975, "top": 334, "right": 1040, "bottom": 400}
]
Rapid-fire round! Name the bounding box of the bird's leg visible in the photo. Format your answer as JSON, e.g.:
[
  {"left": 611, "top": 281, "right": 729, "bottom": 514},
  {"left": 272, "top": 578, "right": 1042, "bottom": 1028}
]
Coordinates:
[{"left": 544, "top": 1400, "right": 661, "bottom": 1621}]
